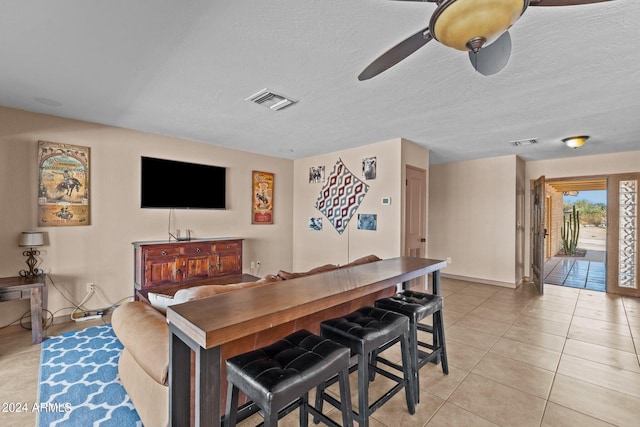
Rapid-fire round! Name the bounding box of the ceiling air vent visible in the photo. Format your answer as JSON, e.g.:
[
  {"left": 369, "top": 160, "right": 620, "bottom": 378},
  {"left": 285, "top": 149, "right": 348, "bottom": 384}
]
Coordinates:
[
  {"left": 245, "top": 88, "right": 297, "bottom": 111},
  {"left": 510, "top": 138, "right": 538, "bottom": 147}
]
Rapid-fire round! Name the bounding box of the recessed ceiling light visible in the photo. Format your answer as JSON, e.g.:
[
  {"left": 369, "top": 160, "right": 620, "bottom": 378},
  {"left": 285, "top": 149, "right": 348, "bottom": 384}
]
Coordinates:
[
  {"left": 33, "top": 97, "right": 63, "bottom": 107},
  {"left": 510, "top": 138, "right": 538, "bottom": 147}
]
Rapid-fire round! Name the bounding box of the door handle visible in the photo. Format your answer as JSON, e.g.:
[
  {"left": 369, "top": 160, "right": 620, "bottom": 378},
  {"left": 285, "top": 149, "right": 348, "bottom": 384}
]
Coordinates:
[{"left": 420, "top": 238, "right": 426, "bottom": 242}]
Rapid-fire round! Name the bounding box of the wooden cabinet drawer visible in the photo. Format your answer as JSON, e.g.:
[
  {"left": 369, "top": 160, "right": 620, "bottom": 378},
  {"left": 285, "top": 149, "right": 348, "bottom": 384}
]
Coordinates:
[
  {"left": 0, "top": 291, "right": 22, "bottom": 301},
  {"left": 212, "top": 241, "right": 240, "bottom": 253},
  {"left": 183, "top": 244, "right": 211, "bottom": 256},
  {"left": 145, "top": 247, "right": 181, "bottom": 258}
]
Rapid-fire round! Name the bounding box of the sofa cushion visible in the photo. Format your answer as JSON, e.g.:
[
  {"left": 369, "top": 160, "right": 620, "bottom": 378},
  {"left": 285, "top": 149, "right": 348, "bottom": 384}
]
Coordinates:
[
  {"left": 277, "top": 263, "right": 339, "bottom": 280},
  {"left": 147, "top": 291, "right": 175, "bottom": 314},
  {"left": 275, "top": 256, "right": 381, "bottom": 280},
  {"left": 112, "top": 301, "right": 169, "bottom": 386},
  {"left": 172, "top": 275, "right": 279, "bottom": 304},
  {"left": 341, "top": 254, "right": 382, "bottom": 267},
  {"left": 144, "top": 275, "right": 283, "bottom": 312}
]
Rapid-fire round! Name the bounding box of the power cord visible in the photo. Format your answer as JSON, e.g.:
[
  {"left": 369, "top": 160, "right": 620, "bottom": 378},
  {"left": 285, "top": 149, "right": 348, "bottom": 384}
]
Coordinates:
[
  {"left": 168, "top": 208, "right": 178, "bottom": 241},
  {"left": 1, "top": 275, "right": 136, "bottom": 329},
  {"left": 47, "top": 275, "right": 87, "bottom": 313},
  {"left": 71, "top": 287, "right": 95, "bottom": 321},
  {"left": 18, "top": 309, "right": 54, "bottom": 330},
  {"left": 0, "top": 315, "right": 29, "bottom": 331}
]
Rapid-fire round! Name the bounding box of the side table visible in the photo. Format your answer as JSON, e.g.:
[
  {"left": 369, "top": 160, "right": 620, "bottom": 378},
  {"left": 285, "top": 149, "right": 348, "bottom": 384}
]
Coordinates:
[{"left": 0, "top": 275, "right": 47, "bottom": 344}]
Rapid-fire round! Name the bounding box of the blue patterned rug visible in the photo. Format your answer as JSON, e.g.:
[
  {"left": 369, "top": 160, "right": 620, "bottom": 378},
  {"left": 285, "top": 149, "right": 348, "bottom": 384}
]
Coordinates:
[{"left": 38, "top": 324, "right": 142, "bottom": 426}]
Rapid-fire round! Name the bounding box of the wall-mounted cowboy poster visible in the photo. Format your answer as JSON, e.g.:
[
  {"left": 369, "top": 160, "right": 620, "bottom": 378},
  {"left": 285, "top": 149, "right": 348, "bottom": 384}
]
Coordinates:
[
  {"left": 252, "top": 170, "right": 274, "bottom": 224},
  {"left": 37, "top": 141, "right": 90, "bottom": 226}
]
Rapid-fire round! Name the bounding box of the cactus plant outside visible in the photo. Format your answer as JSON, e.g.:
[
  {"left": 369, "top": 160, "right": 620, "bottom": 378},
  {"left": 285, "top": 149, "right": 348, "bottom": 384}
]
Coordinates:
[{"left": 561, "top": 205, "right": 580, "bottom": 255}]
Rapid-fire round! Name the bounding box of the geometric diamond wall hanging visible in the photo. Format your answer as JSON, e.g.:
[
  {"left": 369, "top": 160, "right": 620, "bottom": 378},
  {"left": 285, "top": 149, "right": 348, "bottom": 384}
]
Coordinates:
[{"left": 315, "top": 158, "right": 369, "bottom": 234}]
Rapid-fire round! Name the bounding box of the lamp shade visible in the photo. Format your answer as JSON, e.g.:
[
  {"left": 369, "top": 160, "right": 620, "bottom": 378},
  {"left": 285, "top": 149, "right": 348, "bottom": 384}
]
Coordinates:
[
  {"left": 19, "top": 231, "right": 44, "bottom": 247},
  {"left": 431, "top": 0, "right": 527, "bottom": 52}
]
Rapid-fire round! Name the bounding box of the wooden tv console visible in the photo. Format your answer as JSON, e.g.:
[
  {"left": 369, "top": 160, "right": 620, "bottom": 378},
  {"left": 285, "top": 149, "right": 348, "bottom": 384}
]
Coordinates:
[{"left": 132, "top": 238, "right": 245, "bottom": 302}]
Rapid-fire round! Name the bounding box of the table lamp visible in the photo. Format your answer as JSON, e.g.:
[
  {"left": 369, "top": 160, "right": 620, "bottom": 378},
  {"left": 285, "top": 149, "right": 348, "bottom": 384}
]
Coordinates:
[{"left": 19, "top": 231, "right": 44, "bottom": 277}]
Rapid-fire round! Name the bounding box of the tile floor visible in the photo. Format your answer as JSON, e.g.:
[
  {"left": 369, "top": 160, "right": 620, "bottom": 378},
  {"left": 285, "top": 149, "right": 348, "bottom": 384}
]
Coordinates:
[
  {"left": 1, "top": 278, "right": 640, "bottom": 427},
  {"left": 543, "top": 251, "right": 606, "bottom": 291}
]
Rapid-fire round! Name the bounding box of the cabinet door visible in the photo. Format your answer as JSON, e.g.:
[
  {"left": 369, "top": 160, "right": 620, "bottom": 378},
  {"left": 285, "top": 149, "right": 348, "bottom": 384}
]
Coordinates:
[
  {"left": 183, "top": 244, "right": 214, "bottom": 280},
  {"left": 184, "top": 255, "right": 213, "bottom": 280},
  {"left": 213, "top": 252, "right": 241, "bottom": 275},
  {"left": 212, "top": 241, "right": 242, "bottom": 275},
  {"left": 144, "top": 254, "right": 182, "bottom": 287}
]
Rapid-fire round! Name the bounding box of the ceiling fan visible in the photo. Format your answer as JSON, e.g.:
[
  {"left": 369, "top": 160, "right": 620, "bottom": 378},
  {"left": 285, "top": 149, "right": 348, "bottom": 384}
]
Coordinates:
[{"left": 358, "top": 0, "right": 616, "bottom": 80}]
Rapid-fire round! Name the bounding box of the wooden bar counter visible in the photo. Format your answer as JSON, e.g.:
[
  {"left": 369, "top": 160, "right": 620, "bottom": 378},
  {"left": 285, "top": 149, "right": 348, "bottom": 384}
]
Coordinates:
[{"left": 166, "top": 256, "right": 446, "bottom": 427}]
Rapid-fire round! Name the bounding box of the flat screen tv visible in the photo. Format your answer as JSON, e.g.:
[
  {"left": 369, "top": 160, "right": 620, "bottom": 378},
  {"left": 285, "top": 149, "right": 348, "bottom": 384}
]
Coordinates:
[{"left": 140, "top": 156, "right": 226, "bottom": 209}]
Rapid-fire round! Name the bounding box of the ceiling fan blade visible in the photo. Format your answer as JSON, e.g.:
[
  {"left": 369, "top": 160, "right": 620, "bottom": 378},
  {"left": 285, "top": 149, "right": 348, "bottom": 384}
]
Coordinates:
[
  {"left": 468, "top": 31, "right": 512, "bottom": 76},
  {"left": 529, "top": 0, "right": 615, "bottom": 6},
  {"left": 358, "top": 27, "right": 432, "bottom": 81}
]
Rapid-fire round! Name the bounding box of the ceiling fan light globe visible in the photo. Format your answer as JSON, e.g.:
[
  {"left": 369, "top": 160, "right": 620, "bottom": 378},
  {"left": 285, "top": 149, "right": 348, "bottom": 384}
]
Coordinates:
[
  {"left": 431, "top": 0, "right": 528, "bottom": 51},
  {"left": 562, "top": 136, "right": 589, "bottom": 148}
]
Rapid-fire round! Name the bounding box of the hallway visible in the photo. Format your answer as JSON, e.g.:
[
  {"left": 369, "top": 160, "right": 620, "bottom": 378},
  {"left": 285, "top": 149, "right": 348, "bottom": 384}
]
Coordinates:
[{"left": 544, "top": 250, "right": 606, "bottom": 292}]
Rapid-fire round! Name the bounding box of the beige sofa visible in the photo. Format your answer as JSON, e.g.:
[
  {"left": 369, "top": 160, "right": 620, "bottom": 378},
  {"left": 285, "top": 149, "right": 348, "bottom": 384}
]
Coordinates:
[{"left": 112, "top": 255, "right": 381, "bottom": 427}]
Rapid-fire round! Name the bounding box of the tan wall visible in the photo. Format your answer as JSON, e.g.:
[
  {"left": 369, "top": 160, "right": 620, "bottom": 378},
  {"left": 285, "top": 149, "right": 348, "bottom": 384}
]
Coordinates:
[
  {"left": 292, "top": 139, "right": 403, "bottom": 270},
  {"left": 524, "top": 150, "right": 640, "bottom": 277},
  {"left": 0, "top": 107, "right": 294, "bottom": 326},
  {"left": 291, "top": 138, "right": 429, "bottom": 271},
  {"left": 429, "top": 155, "right": 519, "bottom": 287}
]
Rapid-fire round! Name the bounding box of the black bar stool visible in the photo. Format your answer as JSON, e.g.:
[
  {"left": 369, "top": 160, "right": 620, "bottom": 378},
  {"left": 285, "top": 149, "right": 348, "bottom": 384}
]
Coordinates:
[
  {"left": 224, "top": 329, "right": 353, "bottom": 427},
  {"left": 374, "top": 290, "right": 448, "bottom": 403},
  {"left": 315, "top": 306, "right": 415, "bottom": 427}
]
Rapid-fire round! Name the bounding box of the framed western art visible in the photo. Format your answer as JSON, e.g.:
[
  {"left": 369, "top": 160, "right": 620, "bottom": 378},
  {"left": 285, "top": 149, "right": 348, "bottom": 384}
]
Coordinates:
[
  {"left": 309, "top": 165, "right": 325, "bottom": 183},
  {"left": 309, "top": 217, "right": 323, "bottom": 231},
  {"left": 357, "top": 213, "right": 377, "bottom": 231},
  {"left": 362, "top": 156, "right": 376, "bottom": 180},
  {"left": 37, "top": 141, "right": 90, "bottom": 226},
  {"left": 252, "top": 170, "right": 274, "bottom": 224}
]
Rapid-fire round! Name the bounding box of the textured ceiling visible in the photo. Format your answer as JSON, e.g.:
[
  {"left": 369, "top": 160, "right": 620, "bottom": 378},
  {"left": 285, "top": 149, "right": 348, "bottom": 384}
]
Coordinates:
[{"left": 1, "top": 0, "right": 638, "bottom": 164}]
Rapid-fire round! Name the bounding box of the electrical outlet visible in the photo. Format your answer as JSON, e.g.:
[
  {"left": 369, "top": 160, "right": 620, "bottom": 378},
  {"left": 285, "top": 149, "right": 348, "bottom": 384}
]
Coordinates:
[
  {"left": 86, "top": 282, "right": 95, "bottom": 292},
  {"left": 446, "top": 257, "right": 452, "bottom": 264},
  {"left": 250, "top": 261, "right": 256, "bottom": 269}
]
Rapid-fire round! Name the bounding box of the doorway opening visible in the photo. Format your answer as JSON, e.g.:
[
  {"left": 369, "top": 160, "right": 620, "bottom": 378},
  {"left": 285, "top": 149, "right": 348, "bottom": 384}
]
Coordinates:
[{"left": 543, "top": 178, "right": 607, "bottom": 292}]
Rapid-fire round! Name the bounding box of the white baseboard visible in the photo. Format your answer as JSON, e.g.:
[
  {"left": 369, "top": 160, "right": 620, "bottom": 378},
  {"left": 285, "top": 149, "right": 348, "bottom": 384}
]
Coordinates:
[{"left": 441, "top": 273, "right": 518, "bottom": 289}]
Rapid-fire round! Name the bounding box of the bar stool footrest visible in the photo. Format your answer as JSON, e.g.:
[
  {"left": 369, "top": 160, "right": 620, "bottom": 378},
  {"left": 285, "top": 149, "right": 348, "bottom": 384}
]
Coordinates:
[
  {"left": 319, "top": 373, "right": 406, "bottom": 421},
  {"left": 308, "top": 403, "right": 343, "bottom": 427}
]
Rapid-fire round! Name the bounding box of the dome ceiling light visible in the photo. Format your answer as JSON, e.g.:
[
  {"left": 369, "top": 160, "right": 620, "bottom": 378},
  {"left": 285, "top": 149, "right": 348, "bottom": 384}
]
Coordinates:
[{"left": 562, "top": 135, "right": 590, "bottom": 148}]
